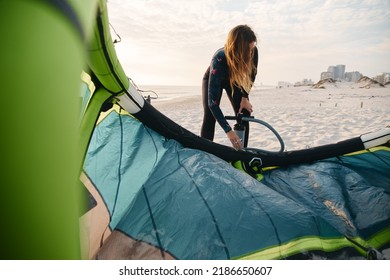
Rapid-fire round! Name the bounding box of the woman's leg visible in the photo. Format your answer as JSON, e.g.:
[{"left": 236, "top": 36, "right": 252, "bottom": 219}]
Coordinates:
[{"left": 200, "top": 67, "right": 216, "bottom": 140}]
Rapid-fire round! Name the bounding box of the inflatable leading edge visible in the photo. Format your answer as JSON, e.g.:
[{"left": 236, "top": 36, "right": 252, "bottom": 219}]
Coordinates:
[{"left": 0, "top": 0, "right": 99, "bottom": 259}]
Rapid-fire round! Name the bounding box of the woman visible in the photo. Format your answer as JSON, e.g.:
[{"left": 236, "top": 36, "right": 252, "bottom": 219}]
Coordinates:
[{"left": 201, "top": 24, "right": 258, "bottom": 150}]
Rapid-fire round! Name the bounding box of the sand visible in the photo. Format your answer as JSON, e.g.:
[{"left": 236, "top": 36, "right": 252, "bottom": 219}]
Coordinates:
[{"left": 152, "top": 83, "right": 390, "bottom": 151}]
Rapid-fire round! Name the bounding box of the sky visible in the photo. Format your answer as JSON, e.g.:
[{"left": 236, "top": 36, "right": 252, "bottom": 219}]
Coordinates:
[{"left": 107, "top": 0, "right": 390, "bottom": 86}]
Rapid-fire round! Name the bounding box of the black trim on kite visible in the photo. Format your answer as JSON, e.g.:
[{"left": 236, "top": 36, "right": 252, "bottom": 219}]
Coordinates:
[
  {"left": 142, "top": 187, "right": 166, "bottom": 259},
  {"left": 133, "top": 101, "right": 370, "bottom": 169},
  {"left": 95, "top": 8, "right": 143, "bottom": 112},
  {"left": 111, "top": 114, "right": 124, "bottom": 219},
  {"left": 95, "top": 10, "right": 127, "bottom": 96},
  {"left": 180, "top": 156, "right": 231, "bottom": 259}
]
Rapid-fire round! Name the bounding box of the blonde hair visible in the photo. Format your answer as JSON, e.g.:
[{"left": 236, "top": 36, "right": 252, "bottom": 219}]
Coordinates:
[{"left": 224, "top": 25, "right": 257, "bottom": 94}]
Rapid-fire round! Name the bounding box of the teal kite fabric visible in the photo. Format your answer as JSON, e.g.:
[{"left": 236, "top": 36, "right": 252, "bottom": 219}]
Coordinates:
[{"left": 83, "top": 110, "right": 390, "bottom": 259}]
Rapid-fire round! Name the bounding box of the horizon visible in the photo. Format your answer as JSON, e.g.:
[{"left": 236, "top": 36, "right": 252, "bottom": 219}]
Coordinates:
[
  {"left": 137, "top": 74, "right": 388, "bottom": 88},
  {"left": 107, "top": 0, "right": 390, "bottom": 87}
]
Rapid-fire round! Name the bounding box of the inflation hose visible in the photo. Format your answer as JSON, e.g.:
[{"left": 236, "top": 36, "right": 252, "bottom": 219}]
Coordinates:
[{"left": 226, "top": 114, "right": 285, "bottom": 154}]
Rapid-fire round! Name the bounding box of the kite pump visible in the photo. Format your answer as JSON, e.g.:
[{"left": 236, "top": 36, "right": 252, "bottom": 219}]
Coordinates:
[{"left": 226, "top": 113, "right": 285, "bottom": 153}]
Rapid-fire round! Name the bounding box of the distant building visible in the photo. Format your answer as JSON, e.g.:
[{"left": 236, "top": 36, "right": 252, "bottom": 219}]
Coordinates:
[
  {"left": 294, "top": 78, "right": 314, "bottom": 87},
  {"left": 326, "top": 65, "right": 345, "bottom": 81},
  {"left": 321, "top": 71, "right": 333, "bottom": 80},
  {"left": 345, "top": 71, "right": 362, "bottom": 82},
  {"left": 336, "top": 65, "right": 345, "bottom": 80},
  {"left": 327, "top": 66, "right": 335, "bottom": 79},
  {"left": 277, "top": 81, "right": 292, "bottom": 88},
  {"left": 318, "top": 65, "right": 389, "bottom": 85},
  {"left": 386, "top": 73, "right": 390, "bottom": 84},
  {"left": 373, "top": 72, "right": 390, "bottom": 85}
]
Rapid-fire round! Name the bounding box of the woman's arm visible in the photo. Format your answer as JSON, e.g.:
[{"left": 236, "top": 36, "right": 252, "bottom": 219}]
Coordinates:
[{"left": 208, "top": 53, "right": 232, "bottom": 133}]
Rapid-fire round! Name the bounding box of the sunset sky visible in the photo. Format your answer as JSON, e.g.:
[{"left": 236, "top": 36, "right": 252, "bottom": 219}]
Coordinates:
[{"left": 107, "top": 0, "right": 390, "bottom": 86}]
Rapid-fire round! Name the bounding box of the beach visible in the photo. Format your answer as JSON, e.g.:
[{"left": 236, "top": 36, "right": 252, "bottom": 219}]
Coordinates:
[{"left": 150, "top": 83, "right": 390, "bottom": 151}]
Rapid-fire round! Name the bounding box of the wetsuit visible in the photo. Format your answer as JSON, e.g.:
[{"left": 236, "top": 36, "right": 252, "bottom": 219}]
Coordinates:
[{"left": 201, "top": 47, "right": 258, "bottom": 147}]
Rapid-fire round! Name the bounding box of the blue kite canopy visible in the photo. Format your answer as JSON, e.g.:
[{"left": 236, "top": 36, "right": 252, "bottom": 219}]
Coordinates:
[{"left": 82, "top": 108, "right": 390, "bottom": 259}]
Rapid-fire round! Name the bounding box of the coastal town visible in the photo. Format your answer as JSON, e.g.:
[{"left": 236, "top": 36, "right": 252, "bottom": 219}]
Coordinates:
[{"left": 278, "top": 65, "right": 390, "bottom": 88}]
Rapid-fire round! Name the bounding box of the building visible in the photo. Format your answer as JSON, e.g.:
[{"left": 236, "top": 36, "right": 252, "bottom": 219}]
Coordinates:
[
  {"left": 321, "top": 71, "right": 333, "bottom": 80},
  {"left": 335, "top": 65, "right": 345, "bottom": 80},
  {"left": 345, "top": 71, "right": 363, "bottom": 82},
  {"left": 323, "top": 65, "right": 346, "bottom": 81},
  {"left": 277, "top": 81, "right": 292, "bottom": 88},
  {"left": 318, "top": 65, "right": 388, "bottom": 84},
  {"left": 327, "top": 66, "right": 336, "bottom": 79},
  {"left": 373, "top": 72, "right": 390, "bottom": 85},
  {"left": 294, "top": 78, "right": 314, "bottom": 87}
]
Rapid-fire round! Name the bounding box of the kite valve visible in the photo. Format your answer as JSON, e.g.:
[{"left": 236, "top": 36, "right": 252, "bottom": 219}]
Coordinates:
[
  {"left": 234, "top": 122, "right": 245, "bottom": 145},
  {"left": 233, "top": 112, "right": 247, "bottom": 146}
]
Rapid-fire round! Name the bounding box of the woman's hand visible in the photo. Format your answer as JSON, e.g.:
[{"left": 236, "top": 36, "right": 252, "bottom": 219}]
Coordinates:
[
  {"left": 226, "top": 130, "right": 242, "bottom": 150},
  {"left": 239, "top": 97, "right": 253, "bottom": 114}
]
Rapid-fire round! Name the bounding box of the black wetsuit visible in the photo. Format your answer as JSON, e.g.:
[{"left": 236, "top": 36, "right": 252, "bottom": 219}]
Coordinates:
[{"left": 201, "top": 46, "right": 258, "bottom": 147}]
